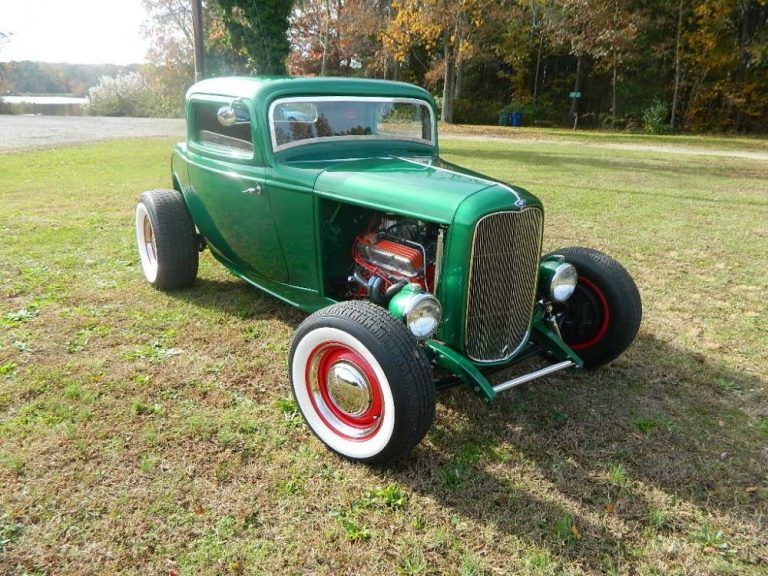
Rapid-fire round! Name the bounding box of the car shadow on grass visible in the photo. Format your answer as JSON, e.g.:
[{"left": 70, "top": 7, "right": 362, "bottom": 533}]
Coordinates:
[
  {"left": 172, "top": 276, "right": 305, "bottom": 325},
  {"left": 379, "top": 333, "right": 767, "bottom": 570}
]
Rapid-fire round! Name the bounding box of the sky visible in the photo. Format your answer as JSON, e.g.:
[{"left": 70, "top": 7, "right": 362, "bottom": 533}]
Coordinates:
[{"left": 1, "top": 0, "right": 150, "bottom": 64}]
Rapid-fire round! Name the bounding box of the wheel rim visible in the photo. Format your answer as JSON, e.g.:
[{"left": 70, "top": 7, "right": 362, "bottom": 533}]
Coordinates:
[
  {"left": 557, "top": 276, "right": 610, "bottom": 350},
  {"left": 292, "top": 326, "right": 396, "bottom": 460},
  {"left": 305, "top": 342, "right": 384, "bottom": 440},
  {"left": 135, "top": 203, "right": 158, "bottom": 282}
]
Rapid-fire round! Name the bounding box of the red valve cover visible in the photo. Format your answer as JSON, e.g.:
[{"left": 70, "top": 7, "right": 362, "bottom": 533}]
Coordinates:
[
  {"left": 355, "top": 234, "right": 423, "bottom": 276},
  {"left": 373, "top": 239, "right": 423, "bottom": 270}
]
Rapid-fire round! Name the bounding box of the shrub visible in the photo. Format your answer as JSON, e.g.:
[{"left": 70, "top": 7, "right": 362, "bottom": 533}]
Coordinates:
[
  {"left": 642, "top": 99, "right": 670, "bottom": 134},
  {"left": 87, "top": 72, "right": 176, "bottom": 118},
  {"left": 454, "top": 97, "right": 504, "bottom": 125}
]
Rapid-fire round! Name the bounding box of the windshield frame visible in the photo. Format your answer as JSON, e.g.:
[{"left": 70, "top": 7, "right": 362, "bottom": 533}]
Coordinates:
[{"left": 268, "top": 96, "right": 436, "bottom": 153}]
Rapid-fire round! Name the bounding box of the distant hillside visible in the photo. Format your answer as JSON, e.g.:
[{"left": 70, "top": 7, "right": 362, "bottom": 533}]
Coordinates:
[{"left": 0, "top": 61, "right": 142, "bottom": 96}]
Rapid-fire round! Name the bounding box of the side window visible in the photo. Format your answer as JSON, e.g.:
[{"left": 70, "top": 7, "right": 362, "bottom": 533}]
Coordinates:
[{"left": 192, "top": 100, "right": 253, "bottom": 155}]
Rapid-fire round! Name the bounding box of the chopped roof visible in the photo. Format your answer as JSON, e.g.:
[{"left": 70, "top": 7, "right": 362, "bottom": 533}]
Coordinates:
[{"left": 186, "top": 76, "right": 434, "bottom": 106}]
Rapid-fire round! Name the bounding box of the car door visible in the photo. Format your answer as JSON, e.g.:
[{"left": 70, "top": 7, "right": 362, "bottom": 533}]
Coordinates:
[{"left": 185, "top": 97, "right": 288, "bottom": 282}]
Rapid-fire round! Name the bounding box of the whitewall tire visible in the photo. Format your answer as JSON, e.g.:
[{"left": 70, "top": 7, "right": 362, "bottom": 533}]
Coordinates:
[
  {"left": 289, "top": 301, "right": 435, "bottom": 464},
  {"left": 135, "top": 189, "right": 198, "bottom": 291}
]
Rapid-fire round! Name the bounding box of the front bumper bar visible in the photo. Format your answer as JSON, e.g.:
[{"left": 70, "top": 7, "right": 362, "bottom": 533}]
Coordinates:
[
  {"left": 425, "top": 309, "right": 583, "bottom": 401},
  {"left": 492, "top": 360, "right": 574, "bottom": 393}
]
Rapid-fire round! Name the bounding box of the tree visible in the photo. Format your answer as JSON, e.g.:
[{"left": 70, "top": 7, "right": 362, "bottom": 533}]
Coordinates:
[
  {"left": 218, "top": 0, "right": 295, "bottom": 74},
  {"left": 590, "top": 0, "right": 640, "bottom": 125},
  {"left": 545, "top": 0, "right": 608, "bottom": 124},
  {"left": 290, "top": 0, "right": 341, "bottom": 76},
  {"left": 670, "top": 0, "right": 686, "bottom": 130},
  {"left": 338, "top": 0, "right": 396, "bottom": 77},
  {"left": 288, "top": 1, "right": 396, "bottom": 77},
  {"left": 141, "top": 0, "right": 195, "bottom": 107},
  {"left": 140, "top": 0, "right": 245, "bottom": 114},
  {"left": 0, "top": 32, "right": 12, "bottom": 92},
  {"left": 491, "top": 1, "right": 542, "bottom": 103},
  {"left": 384, "top": 0, "right": 491, "bottom": 123},
  {"left": 142, "top": 0, "right": 194, "bottom": 68},
  {"left": 681, "top": 0, "right": 768, "bottom": 131}
]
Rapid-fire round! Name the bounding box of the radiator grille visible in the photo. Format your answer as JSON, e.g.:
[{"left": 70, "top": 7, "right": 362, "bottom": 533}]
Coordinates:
[{"left": 465, "top": 209, "right": 543, "bottom": 362}]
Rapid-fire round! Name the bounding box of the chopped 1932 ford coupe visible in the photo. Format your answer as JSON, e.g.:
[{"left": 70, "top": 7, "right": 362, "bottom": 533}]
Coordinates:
[{"left": 135, "top": 77, "right": 641, "bottom": 463}]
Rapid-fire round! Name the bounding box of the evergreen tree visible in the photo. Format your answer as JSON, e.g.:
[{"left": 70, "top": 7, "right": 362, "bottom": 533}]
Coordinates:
[{"left": 217, "top": 0, "right": 295, "bottom": 75}]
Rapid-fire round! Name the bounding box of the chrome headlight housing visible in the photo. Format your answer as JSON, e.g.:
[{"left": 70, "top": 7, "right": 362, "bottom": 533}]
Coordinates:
[
  {"left": 539, "top": 256, "right": 578, "bottom": 303},
  {"left": 388, "top": 284, "right": 442, "bottom": 339},
  {"left": 404, "top": 293, "right": 442, "bottom": 339},
  {"left": 550, "top": 263, "right": 578, "bottom": 302}
]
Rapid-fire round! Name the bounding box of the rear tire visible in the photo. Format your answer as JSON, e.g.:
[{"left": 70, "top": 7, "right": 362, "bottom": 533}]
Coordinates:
[
  {"left": 289, "top": 301, "right": 435, "bottom": 464},
  {"left": 547, "top": 247, "right": 642, "bottom": 368},
  {"left": 135, "top": 189, "right": 198, "bottom": 291}
]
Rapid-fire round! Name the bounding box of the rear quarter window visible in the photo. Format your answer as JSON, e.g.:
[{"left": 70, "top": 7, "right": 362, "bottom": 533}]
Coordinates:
[{"left": 191, "top": 100, "right": 253, "bottom": 155}]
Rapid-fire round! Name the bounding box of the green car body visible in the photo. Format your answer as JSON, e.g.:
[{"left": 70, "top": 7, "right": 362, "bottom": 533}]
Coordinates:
[
  {"left": 137, "top": 75, "right": 642, "bottom": 461},
  {"left": 166, "top": 76, "right": 588, "bottom": 401}
]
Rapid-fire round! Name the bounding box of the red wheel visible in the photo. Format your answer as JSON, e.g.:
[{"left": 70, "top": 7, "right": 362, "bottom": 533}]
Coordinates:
[
  {"left": 562, "top": 276, "right": 611, "bottom": 351},
  {"left": 290, "top": 301, "right": 434, "bottom": 463},
  {"left": 547, "top": 247, "right": 642, "bottom": 368},
  {"left": 305, "top": 342, "right": 384, "bottom": 440}
]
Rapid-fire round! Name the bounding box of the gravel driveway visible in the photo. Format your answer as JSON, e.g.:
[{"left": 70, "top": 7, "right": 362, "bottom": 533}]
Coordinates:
[
  {"left": 3, "top": 114, "right": 766, "bottom": 161},
  {"left": 0, "top": 115, "right": 186, "bottom": 152}
]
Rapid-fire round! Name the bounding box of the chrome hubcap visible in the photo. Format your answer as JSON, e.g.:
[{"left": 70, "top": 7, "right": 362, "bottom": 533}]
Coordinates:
[
  {"left": 326, "top": 361, "right": 372, "bottom": 417},
  {"left": 305, "top": 341, "right": 383, "bottom": 440}
]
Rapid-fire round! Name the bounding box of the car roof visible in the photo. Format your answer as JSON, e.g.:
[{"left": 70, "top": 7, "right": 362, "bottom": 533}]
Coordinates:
[{"left": 186, "top": 76, "right": 435, "bottom": 106}]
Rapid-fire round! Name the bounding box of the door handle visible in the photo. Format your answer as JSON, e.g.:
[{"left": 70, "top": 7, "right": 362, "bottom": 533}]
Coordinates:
[{"left": 243, "top": 185, "right": 262, "bottom": 195}]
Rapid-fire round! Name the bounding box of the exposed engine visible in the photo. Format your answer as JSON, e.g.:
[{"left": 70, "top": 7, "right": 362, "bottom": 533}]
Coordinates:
[{"left": 350, "top": 216, "right": 440, "bottom": 303}]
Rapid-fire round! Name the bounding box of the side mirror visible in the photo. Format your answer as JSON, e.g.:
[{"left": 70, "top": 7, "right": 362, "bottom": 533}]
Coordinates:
[
  {"left": 217, "top": 105, "right": 238, "bottom": 126},
  {"left": 217, "top": 98, "right": 249, "bottom": 127}
]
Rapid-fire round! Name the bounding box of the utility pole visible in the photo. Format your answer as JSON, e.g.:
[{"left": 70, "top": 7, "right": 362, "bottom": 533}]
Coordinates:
[{"left": 191, "top": 0, "right": 205, "bottom": 81}]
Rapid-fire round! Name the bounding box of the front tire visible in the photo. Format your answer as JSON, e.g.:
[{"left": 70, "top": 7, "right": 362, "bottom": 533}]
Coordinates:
[
  {"left": 548, "top": 247, "right": 642, "bottom": 368},
  {"left": 135, "top": 189, "right": 198, "bottom": 291},
  {"left": 289, "top": 301, "right": 435, "bottom": 464}
]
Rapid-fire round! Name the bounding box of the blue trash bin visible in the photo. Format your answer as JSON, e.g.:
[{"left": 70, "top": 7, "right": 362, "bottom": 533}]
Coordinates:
[{"left": 511, "top": 111, "right": 522, "bottom": 127}]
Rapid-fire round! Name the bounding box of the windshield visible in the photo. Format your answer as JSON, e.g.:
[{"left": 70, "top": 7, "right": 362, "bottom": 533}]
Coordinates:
[{"left": 269, "top": 97, "right": 435, "bottom": 152}]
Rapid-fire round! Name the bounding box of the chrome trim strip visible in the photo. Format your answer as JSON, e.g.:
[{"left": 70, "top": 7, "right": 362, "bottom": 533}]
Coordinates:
[
  {"left": 268, "top": 96, "right": 436, "bottom": 152},
  {"left": 433, "top": 227, "right": 444, "bottom": 297},
  {"left": 492, "top": 361, "right": 574, "bottom": 393}
]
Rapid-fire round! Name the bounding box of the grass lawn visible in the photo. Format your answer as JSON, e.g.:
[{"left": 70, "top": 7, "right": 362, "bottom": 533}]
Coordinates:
[{"left": 1, "top": 135, "right": 766, "bottom": 575}]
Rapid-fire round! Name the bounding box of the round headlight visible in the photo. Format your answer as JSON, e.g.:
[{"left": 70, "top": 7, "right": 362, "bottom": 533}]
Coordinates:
[
  {"left": 404, "top": 293, "right": 442, "bottom": 339},
  {"left": 550, "top": 263, "right": 578, "bottom": 302}
]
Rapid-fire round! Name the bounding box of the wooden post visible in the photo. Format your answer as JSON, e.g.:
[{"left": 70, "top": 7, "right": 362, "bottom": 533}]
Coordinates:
[{"left": 191, "top": 0, "right": 205, "bottom": 81}]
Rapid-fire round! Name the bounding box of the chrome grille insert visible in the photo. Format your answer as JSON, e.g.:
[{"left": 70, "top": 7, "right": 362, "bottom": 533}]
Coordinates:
[{"left": 465, "top": 208, "right": 543, "bottom": 363}]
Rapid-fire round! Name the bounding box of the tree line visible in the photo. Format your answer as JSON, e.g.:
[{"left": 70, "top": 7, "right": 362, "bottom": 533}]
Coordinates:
[
  {"left": 0, "top": 62, "right": 141, "bottom": 96},
  {"left": 3, "top": 1, "right": 766, "bottom": 132},
  {"left": 284, "top": 0, "right": 768, "bottom": 132}
]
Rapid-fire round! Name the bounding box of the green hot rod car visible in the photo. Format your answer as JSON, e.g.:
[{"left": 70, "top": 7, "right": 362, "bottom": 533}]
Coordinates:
[{"left": 135, "top": 77, "right": 642, "bottom": 463}]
